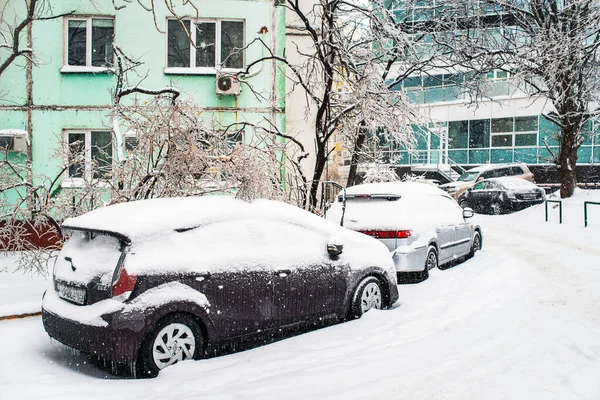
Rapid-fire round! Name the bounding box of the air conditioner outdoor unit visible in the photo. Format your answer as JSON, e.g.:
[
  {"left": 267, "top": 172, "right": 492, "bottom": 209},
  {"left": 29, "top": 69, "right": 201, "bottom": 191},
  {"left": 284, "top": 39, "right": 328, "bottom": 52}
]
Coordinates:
[
  {"left": 123, "top": 130, "right": 139, "bottom": 152},
  {"left": 0, "top": 129, "right": 29, "bottom": 152},
  {"left": 216, "top": 72, "right": 241, "bottom": 95}
]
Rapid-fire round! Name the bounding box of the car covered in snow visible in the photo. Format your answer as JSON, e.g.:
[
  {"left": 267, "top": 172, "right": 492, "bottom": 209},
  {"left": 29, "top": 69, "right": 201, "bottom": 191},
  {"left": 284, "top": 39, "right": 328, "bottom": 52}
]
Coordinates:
[
  {"left": 439, "top": 163, "right": 535, "bottom": 200},
  {"left": 42, "top": 197, "right": 398, "bottom": 377},
  {"left": 457, "top": 177, "right": 546, "bottom": 214},
  {"left": 326, "top": 182, "right": 482, "bottom": 281}
]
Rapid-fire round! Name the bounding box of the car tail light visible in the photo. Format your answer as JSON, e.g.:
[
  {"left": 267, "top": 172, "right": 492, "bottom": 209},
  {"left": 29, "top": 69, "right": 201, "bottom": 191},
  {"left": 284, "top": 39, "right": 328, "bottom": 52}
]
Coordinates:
[
  {"left": 112, "top": 266, "right": 137, "bottom": 300},
  {"left": 358, "top": 230, "right": 411, "bottom": 239}
]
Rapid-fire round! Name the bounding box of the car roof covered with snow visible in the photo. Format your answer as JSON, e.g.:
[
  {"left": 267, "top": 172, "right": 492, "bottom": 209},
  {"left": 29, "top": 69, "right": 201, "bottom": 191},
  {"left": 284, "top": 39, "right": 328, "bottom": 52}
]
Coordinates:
[
  {"left": 487, "top": 177, "right": 539, "bottom": 190},
  {"left": 62, "top": 196, "right": 339, "bottom": 242}
]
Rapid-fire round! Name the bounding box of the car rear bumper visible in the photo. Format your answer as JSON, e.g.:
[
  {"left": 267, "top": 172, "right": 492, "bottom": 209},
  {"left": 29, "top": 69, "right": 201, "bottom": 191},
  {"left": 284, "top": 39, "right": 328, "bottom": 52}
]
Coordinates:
[
  {"left": 391, "top": 245, "right": 427, "bottom": 272},
  {"left": 42, "top": 293, "right": 146, "bottom": 363}
]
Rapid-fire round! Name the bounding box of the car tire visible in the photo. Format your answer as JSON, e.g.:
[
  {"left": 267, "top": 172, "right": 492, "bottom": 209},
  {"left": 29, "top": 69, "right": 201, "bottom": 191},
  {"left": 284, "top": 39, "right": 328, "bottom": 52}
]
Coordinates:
[
  {"left": 349, "top": 276, "right": 384, "bottom": 319},
  {"left": 421, "top": 246, "right": 437, "bottom": 275},
  {"left": 459, "top": 199, "right": 468, "bottom": 208},
  {"left": 469, "top": 231, "right": 481, "bottom": 258},
  {"left": 135, "top": 313, "right": 203, "bottom": 378}
]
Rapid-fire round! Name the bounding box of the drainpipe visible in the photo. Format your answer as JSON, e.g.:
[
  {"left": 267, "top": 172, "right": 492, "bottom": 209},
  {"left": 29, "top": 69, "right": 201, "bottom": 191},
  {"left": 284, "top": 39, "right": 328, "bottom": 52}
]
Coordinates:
[{"left": 26, "top": 0, "right": 34, "bottom": 214}]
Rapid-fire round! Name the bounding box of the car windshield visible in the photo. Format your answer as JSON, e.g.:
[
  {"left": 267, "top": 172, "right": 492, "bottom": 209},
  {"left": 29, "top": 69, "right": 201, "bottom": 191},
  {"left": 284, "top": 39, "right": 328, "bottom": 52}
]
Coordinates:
[{"left": 457, "top": 171, "right": 480, "bottom": 182}]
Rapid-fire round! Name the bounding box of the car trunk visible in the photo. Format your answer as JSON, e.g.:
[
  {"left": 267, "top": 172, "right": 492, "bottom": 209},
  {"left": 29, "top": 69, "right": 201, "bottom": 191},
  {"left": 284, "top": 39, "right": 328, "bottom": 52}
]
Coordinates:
[
  {"left": 328, "top": 195, "right": 415, "bottom": 252},
  {"left": 53, "top": 228, "right": 129, "bottom": 305}
]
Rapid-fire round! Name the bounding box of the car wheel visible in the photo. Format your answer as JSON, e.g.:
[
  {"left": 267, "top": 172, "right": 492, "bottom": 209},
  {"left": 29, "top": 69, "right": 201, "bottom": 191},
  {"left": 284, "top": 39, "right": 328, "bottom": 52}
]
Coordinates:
[
  {"left": 491, "top": 201, "right": 502, "bottom": 215},
  {"left": 422, "top": 246, "right": 437, "bottom": 276},
  {"left": 136, "top": 313, "right": 203, "bottom": 378},
  {"left": 469, "top": 231, "right": 481, "bottom": 258},
  {"left": 459, "top": 199, "right": 468, "bottom": 208},
  {"left": 349, "top": 276, "right": 383, "bottom": 319}
]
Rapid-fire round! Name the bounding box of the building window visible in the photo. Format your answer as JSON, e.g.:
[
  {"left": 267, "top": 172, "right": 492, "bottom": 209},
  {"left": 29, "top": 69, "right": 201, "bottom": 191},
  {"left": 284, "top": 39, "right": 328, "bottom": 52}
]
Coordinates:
[
  {"left": 166, "top": 19, "right": 245, "bottom": 72},
  {"left": 491, "top": 116, "right": 538, "bottom": 147},
  {"left": 65, "top": 130, "right": 113, "bottom": 183},
  {"left": 64, "top": 17, "right": 114, "bottom": 70}
]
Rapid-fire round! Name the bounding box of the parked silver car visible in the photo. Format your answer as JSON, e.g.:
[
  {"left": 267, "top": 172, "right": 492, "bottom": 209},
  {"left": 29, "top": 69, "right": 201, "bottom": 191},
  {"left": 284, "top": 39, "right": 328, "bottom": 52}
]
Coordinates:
[{"left": 326, "top": 182, "right": 482, "bottom": 281}]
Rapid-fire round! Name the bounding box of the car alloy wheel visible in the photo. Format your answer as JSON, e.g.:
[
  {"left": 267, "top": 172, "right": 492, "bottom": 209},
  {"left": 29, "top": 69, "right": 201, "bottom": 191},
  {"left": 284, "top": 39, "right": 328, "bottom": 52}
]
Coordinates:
[
  {"left": 350, "top": 276, "right": 383, "bottom": 318},
  {"left": 152, "top": 322, "right": 196, "bottom": 369},
  {"left": 136, "top": 313, "right": 203, "bottom": 378},
  {"left": 360, "top": 281, "right": 382, "bottom": 313},
  {"left": 426, "top": 248, "right": 438, "bottom": 270}
]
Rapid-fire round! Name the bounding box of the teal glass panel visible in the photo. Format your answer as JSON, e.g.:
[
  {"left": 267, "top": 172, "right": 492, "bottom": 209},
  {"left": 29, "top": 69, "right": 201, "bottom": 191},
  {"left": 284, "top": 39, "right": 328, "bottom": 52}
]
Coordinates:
[
  {"left": 581, "top": 120, "right": 593, "bottom": 145},
  {"left": 488, "top": 81, "right": 510, "bottom": 97},
  {"left": 539, "top": 116, "right": 560, "bottom": 146},
  {"left": 448, "top": 120, "right": 468, "bottom": 149},
  {"left": 397, "top": 151, "right": 410, "bottom": 165},
  {"left": 424, "top": 87, "right": 444, "bottom": 103},
  {"left": 469, "top": 149, "right": 489, "bottom": 164},
  {"left": 469, "top": 119, "right": 490, "bottom": 148},
  {"left": 403, "top": 76, "right": 421, "bottom": 88},
  {"left": 538, "top": 147, "right": 559, "bottom": 163},
  {"left": 405, "top": 90, "right": 422, "bottom": 104},
  {"left": 515, "top": 133, "right": 537, "bottom": 146},
  {"left": 448, "top": 149, "right": 467, "bottom": 164},
  {"left": 492, "top": 134, "right": 512, "bottom": 147},
  {"left": 491, "top": 117, "right": 513, "bottom": 133},
  {"left": 443, "top": 85, "right": 463, "bottom": 101},
  {"left": 514, "top": 147, "right": 537, "bottom": 163},
  {"left": 594, "top": 146, "right": 600, "bottom": 163},
  {"left": 515, "top": 116, "right": 538, "bottom": 132},
  {"left": 578, "top": 146, "right": 593, "bottom": 164},
  {"left": 491, "top": 149, "right": 513, "bottom": 163},
  {"left": 423, "top": 74, "right": 444, "bottom": 87},
  {"left": 430, "top": 132, "right": 440, "bottom": 148}
]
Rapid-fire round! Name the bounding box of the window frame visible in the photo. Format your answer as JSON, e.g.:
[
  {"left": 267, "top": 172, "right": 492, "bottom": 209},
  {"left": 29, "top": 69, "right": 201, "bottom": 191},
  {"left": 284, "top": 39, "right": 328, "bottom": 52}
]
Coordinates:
[
  {"left": 62, "top": 16, "right": 115, "bottom": 73},
  {"left": 165, "top": 18, "right": 246, "bottom": 75},
  {"left": 62, "top": 129, "right": 114, "bottom": 187}
]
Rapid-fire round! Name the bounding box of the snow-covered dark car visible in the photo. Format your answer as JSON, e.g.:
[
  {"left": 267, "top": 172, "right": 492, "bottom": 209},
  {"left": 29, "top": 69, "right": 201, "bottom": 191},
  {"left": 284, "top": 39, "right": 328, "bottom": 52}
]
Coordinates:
[
  {"left": 42, "top": 197, "right": 398, "bottom": 378},
  {"left": 458, "top": 177, "right": 546, "bottom": 214},
  {"left": 326, "top": 182, "right": 482, "bottom": 282}
]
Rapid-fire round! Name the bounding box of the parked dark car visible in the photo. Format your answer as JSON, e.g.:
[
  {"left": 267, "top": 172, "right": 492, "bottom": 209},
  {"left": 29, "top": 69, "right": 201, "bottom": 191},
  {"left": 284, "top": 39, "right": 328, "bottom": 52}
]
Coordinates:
[
  {"left": 458, "top": 177, "right": 546, "bottom": 214},
  {"left": 42, "top": 197, "right": 398, "bottom": 378}
]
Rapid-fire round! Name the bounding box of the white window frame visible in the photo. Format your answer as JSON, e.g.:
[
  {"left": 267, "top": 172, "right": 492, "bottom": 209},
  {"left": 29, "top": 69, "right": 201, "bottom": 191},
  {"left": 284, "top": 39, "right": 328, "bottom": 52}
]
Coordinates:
[
  {"left": 164, "top": 18, "right": 245, "bottom": 75},
  {"left": 62, "top": 130, "right": 114, "bottom": 187},
  {"left": 62, "top": 16, "right": 115, "bottom": 73}
]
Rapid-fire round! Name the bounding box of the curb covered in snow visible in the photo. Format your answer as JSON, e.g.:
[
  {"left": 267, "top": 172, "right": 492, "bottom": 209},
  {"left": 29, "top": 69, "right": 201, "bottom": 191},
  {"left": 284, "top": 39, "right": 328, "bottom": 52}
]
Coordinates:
[{"left": 0, "top": 311, "right": 42, "bottom": 321}]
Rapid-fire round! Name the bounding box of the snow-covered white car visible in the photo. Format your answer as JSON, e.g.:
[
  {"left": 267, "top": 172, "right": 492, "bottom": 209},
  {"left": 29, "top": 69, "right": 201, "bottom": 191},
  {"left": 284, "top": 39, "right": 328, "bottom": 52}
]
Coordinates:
[
  {"left": 326, "top": 182, "right": 482, "bottom": 281},
  {"left": 42, "top": 197, "right": 398, "bottom": 377}
]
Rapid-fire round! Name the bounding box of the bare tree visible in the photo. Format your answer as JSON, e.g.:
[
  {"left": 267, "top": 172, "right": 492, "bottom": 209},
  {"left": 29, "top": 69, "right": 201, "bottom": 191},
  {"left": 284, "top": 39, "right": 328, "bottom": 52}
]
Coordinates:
[
  {"left": 399, "top": 0, "right": 600, "bottom": 198},
  {"left": 0, "top": 0, "right": 74, "bottom": 77}
]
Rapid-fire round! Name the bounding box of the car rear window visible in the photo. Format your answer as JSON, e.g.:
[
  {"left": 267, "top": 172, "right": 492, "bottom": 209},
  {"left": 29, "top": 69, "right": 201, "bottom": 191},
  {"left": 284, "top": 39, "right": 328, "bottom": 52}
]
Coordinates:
[{"left": 54, "top": 229, "right": 126, "bottom": 286}]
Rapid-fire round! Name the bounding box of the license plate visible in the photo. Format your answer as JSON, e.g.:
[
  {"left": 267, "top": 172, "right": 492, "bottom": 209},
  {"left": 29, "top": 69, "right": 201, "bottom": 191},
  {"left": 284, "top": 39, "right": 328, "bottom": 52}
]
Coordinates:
[
  {"left": 56, "top": 282, "right": 86, "bottom": 305},
  {"left": 522, "top": 194, "right": 535, "bottom": 199}
]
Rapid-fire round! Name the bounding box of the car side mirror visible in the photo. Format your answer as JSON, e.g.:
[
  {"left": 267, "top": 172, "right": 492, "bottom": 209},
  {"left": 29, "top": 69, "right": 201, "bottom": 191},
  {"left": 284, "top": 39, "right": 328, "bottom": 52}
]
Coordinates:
[
  {"left": 463, "top": 208, "right": 474, "bottom": 219},
  {"left": 327, "top": 242, "right": 343, "bottom": 259}
]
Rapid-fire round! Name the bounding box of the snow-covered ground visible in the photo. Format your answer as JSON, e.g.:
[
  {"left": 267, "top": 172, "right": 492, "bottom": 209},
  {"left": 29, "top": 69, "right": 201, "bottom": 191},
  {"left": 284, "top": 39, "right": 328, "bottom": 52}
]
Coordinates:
[{"left": 1, "top": 189, "right": 600, "bottom": 399}]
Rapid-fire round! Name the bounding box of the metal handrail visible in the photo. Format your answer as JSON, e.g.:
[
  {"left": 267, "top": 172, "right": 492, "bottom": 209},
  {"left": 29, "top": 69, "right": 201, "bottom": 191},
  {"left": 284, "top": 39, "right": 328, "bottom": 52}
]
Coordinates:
[
  {"left": 545, "top": 200, "right": 562, "bottom": 224},
  {"left": 584, "top": 201, "right": 600, "bottom": 227}
]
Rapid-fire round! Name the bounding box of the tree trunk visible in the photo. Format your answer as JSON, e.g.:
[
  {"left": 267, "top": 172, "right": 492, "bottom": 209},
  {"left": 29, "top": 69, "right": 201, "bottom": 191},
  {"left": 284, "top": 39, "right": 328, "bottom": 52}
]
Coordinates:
[
  {"left": 308, "top": 148, "right": 327, "bottom": 212},
  {"left": 346, "top": 123, "right": 367, "bottom": 187},
  {"left": 558, "top": 123, "right": 579, "bottom": 198}
]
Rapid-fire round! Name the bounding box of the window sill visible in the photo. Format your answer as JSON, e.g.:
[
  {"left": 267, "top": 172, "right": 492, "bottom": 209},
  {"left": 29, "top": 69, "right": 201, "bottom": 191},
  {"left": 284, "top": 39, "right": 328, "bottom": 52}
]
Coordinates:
[
  {"left": 164, "top": 67, "right": 244, "bottom": 76},
  {"left": 61, "top": 178, "right": 111, "bottom": 189},
  {"left": 60, "top": 66, "right": 114, "bottom": 74}
]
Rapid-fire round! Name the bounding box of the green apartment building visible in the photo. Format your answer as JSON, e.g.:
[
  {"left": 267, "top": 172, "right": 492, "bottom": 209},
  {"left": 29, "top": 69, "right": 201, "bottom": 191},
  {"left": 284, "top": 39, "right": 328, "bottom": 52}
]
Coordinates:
[{"left": 0, "top": 0, "right": 286, "bottom": 207}]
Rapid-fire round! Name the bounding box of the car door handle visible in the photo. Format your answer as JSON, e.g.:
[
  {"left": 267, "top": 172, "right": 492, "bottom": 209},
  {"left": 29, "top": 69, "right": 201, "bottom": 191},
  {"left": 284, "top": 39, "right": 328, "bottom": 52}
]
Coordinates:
[{"left": 276, "top": 269, "right": 292, "bottom": 277}]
